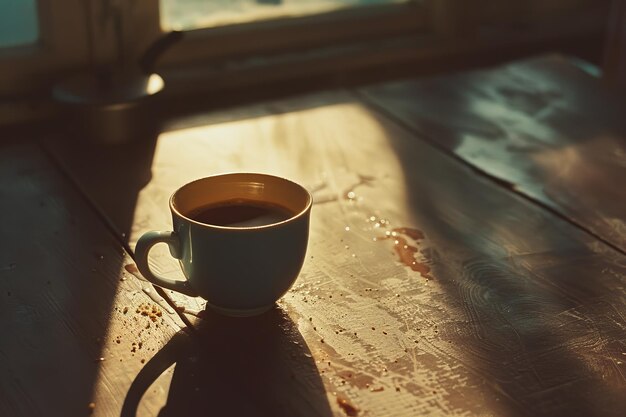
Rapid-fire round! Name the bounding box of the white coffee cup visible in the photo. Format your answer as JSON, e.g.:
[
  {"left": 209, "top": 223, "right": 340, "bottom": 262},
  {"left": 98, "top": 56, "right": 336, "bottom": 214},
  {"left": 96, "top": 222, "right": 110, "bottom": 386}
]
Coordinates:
[{"left": 135, "top": 173, "right": 312, "bottom": 317}]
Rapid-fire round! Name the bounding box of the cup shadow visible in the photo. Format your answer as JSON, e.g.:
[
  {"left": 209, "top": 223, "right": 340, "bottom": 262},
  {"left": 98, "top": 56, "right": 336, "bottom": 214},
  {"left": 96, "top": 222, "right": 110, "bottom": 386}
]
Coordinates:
[{"left": 122, "top": 306, "right": 333, "bottom": 417}]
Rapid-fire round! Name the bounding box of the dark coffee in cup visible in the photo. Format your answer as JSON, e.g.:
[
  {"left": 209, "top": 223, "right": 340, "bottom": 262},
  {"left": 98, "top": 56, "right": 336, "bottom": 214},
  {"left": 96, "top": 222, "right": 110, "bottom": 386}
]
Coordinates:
[{"left": 188, "top": 199, "right": 293, "bottom": 227}]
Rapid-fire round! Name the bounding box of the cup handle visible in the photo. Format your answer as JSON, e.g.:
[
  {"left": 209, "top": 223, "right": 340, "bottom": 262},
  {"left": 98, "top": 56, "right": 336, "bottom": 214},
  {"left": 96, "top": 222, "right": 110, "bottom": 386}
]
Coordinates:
[{"left": 135, "top": 231, "right": 199, "bottom": 297}]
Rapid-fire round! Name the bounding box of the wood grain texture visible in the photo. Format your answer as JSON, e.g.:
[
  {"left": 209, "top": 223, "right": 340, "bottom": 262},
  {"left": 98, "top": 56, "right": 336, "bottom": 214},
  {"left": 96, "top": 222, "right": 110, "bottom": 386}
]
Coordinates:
[
  {"left": 46, "top": 91, "right": 626, "bottom": 416},
  {"left": 359, "top": 55, "right": 626, "bottom": 252},
  {"left": 0, "top": 143, "right": 184, "bottom": 417}
]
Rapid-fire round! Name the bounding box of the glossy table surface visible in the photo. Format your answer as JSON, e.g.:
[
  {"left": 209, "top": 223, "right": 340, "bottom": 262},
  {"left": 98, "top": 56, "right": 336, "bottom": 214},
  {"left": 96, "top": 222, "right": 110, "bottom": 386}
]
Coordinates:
[{"left": 2, "top": 55, "right": 625, "bottom": 417}]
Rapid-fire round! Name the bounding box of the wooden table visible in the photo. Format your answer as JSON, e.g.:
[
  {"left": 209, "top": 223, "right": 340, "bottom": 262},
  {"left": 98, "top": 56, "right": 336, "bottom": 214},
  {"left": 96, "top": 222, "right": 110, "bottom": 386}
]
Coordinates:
[{"left": 2, "top": 55, "right": 625, "bottom": 416}]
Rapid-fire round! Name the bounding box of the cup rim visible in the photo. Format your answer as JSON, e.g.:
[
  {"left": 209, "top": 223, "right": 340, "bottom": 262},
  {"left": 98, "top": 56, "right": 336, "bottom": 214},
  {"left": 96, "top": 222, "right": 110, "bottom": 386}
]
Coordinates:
[{"left": 169, "top": 172, "right": 312, "bottom": 231}]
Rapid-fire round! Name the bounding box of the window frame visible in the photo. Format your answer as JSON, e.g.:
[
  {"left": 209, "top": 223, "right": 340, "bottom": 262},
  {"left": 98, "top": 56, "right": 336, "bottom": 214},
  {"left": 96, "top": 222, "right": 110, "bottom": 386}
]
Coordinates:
[
  {"left": 0, "top": 0, "right": 92, "bottom": 96},
  {"left": 154, "top": 2, "right": 427, "bottom": 67},
  {"left": 123, "top": 1, "right": 428, "bottom": 98}
]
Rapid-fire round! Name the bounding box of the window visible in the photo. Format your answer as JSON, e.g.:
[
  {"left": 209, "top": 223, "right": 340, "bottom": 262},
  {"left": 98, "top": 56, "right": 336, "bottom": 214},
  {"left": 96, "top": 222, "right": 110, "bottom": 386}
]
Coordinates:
[
  {"left": 161, "top": 0, "right": 409, "bottom": 31},
  {"left": 153, "top": 0, "right": 426, "bottom": 92},
  {"left": 0, "top": 0, "right": 39, "bottom": 48},
  {"left": 0, "top": 0, "right": 90, "bottom": 96}
]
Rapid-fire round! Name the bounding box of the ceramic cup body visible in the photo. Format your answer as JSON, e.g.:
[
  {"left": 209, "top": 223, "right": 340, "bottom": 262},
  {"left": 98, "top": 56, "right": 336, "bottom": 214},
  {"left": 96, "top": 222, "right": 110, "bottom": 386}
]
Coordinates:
[{"left": 135, "top": 173, "right": 312, "bottom": 317}]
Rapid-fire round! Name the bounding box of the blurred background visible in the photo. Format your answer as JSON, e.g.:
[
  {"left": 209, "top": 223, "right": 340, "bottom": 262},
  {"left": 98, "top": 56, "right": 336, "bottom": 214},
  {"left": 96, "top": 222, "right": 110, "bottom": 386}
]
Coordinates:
[{"left": 0, "top": 0, "right": 618, "bottom": 128}]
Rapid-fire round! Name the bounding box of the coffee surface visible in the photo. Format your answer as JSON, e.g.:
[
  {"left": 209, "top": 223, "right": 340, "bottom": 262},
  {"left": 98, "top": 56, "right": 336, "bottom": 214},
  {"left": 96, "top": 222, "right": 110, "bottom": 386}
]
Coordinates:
[{"left": 188, "top": 199, "right": 294, "bottom": 227}]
